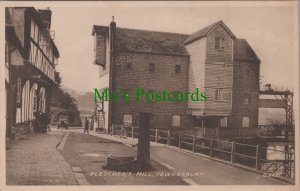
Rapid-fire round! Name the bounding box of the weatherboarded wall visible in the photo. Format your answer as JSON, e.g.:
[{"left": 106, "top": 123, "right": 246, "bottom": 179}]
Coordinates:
[
  {"left": 185, "top": 37, "right": 206, "bottom": 115},
  {"left": 204, "top": 24, "right": 234, "bottom": 115}
]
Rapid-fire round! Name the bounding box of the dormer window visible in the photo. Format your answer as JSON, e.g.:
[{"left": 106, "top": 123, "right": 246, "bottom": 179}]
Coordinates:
[{"left": 215, "top": 37, "right": 225, "bottom": 49}]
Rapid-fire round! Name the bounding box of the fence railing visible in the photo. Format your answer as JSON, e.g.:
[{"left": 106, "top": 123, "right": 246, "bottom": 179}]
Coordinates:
[{"left": 110, "top": 124, "right": 295, "bottom": 181}]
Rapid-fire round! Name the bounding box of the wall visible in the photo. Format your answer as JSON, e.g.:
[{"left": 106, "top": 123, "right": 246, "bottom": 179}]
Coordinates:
[
  {"left": 112, "top": 52, "right": 193, "bottom": 129},
  {"left": 95, "top": 32, "right": 110, "bottom": 130},
  {"left": 11, "top": 8, "right": 26, "bottom": 47},
  {"left": 204, "top": 24, "right": 234, "bottom": 116},
  {"left": 185, "top": 37, "right": 206, "bottom": 115},
  {"left": 229, "top": 61, "right": 260, "bottom": 128}
]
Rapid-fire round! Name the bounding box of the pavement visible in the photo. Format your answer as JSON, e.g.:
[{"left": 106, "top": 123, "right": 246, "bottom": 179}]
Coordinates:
[{"left": 6, "top": 130, "right": 78, "bottom": 185}]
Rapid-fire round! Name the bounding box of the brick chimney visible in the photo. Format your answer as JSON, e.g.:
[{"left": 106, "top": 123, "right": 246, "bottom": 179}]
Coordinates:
[
  {"left": 109, "top": 16, "right": 116, "bottom": 42},
  {"left": 108, "top": 16, "right": 116, "bottom": 134},
  {"left": 38, "top": 8, "right": 52, "bottom": 29}
]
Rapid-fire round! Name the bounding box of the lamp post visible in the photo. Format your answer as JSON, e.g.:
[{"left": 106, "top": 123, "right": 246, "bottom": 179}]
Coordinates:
[{"left": 95, "top": 101, "right": 103, "bottom": 132}]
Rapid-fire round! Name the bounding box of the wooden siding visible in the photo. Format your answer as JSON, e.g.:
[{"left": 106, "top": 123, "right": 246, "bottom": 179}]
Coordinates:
[
  {"left": 204, "top": 25, "right": 234, "bottom": 115},
  {"left": 206, "top": 25, "right": 234, "bottom": 63},
  {"left": 95, "top": 34, "right": 109, "bottom": 77},
  {"left": 185, "top": 38, "right": 206, "bottom": 114},
  {"left": 95, "top": 34, "right": 106, "bottom": 67}
]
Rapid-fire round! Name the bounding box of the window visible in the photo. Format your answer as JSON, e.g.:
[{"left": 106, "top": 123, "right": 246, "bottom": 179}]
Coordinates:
[
  {"left": 242, "top": 117, "right": 249, "bottom": 128},
  {"left": 149, "top": 63, "right": 155, "bottom": 72},
  {"left": 246, "top": 69, "right": 250, "bottom": 77},
  {"left": 16, "top": 77, "right": 22, "bottom": 103},
  {"left": 123, "top": 115, "right": 132, "bottom": 126},
  {"left": 243, "top": 94, "right": 250, "bottom": 104},
  {"left": 215, "top": 37, "right": 225, "bottom": 49},
  {"left": 215, "top": 37, "right": 220, "bottom": 49},
  {"left": 215, "top": 89, "right": 231, "bottom": 101},
  {"left": 172, "top": 115, "right": 180, "bottom": 127},
  {"left": 215, "top": 89, "right": 222, "bottom": 100},
  {"left": 175, "top": 65, "right": 181, "bottom": 74},
  {"left": 220, "top": 38, "right": 225, "bottom": 49},
  {"left": 33, "top": 89, "right": 37, "bottom": 112},
  {"left": 126, "top": 62, "right": 132, "bottom": 69},
  {"left": 220, "top": 117, "right": 228, "bottom": 128}
]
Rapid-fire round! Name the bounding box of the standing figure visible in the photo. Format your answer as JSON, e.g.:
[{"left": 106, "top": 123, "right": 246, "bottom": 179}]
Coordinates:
[
  {"left": 90, "top": 117, "right": 94, "bottom": 131},
  {"left": 84, "top": 117, "right": 89, "bottom": 134}
]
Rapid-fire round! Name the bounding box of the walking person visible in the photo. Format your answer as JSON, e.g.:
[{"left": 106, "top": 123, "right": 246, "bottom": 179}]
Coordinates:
[{"left": 84, "top": 117, "right": 89, "bottom": 134}]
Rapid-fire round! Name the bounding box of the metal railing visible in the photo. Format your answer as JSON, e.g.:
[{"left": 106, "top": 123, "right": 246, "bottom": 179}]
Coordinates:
[{"left": 110, "top": 124, "right": 295, "bottom": 181}]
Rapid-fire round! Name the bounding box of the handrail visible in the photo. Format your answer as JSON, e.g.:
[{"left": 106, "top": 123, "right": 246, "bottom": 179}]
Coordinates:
[{"left": 110, "top": 124, "right": 295, "bottom": 180}]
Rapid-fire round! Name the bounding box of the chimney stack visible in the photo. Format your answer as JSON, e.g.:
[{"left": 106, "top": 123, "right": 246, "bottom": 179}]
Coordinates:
[
  {"left": 38, "top": 9, "right": 52, "bottom": 29},
  {"left": 110, "top": 16, "right": 116, "bottom": 46}
]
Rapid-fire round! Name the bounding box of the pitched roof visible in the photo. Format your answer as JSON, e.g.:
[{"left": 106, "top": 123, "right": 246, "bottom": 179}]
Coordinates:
[
  {"left": 92, "top": 25, "right": 108, "bottom": 35},
  {"left": 234, "top": 39, "right": 260, "bottom": 62},
  {"left": 26, "top": 7, "right": 59, "bottom": 58},
  {"left": 92, "top": 22, "right": 259, "bottom": 62},
  {"left": 114, "top": 27, "right": 189, "bottom": 56},
  {"left": 184, "top": 20, "right": 236, "bottom": 45}
]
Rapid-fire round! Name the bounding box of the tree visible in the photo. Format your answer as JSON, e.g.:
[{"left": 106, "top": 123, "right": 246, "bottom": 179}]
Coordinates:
[
  {"left": 61, "top": 91, "right": 78, "bottom": 110},
  {"left": 55, "top": 72, "right": 62, "bottom": 85}
]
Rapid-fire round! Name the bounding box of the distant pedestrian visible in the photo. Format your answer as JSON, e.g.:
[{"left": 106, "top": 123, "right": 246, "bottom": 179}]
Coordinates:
[
  {"left": 90, "top": 118, "right": 94, "bottom": 131},
  {"left": 84, "top": 117, "right": 89, "bottom": 134}
]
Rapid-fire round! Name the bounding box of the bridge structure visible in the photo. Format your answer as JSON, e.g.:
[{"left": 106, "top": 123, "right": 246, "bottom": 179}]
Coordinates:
[
  {"left": 258, "top": 84, "right": 294, "bottom": 180},
  {"left": 258, "top": 84, "right": 294, "bottom": 139}
]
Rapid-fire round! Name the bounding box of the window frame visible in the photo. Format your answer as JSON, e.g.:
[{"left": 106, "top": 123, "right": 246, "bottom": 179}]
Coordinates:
[
  {"left": 215, "top": 36, "right": 225, "bottom": 50},
  {"left": 172, "top": 115, "right": 181, "bottom": 127},
  {"left": 126, "top": 62, "right": 132, "bottom": 69},
  {"left": 242, "top": 117, "right": 250, "bottom": 128},
  {"left": 149, "top": 63, "right": 155, "bottom": 73},
  {"left": 123, "top": 114, "right": 133, "bottom": 126},
  {"left": 175, "top": 65, "right": 181, "bottom": 74},
  {"left": 215, "top": 89, "right": 222, "bottom": 101},
  {"left": 16, "top": 77, "right": 22, "bottom": 103},
  {"left": 243, "top": 94, "right": 250, "bottom": 105},
  {"left": 220, "top": 117, "right": 228, "bottom": 128}
]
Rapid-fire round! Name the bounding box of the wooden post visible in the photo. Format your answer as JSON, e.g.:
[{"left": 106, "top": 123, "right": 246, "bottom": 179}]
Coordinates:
[
  {"left": 256, "top": 145, "right": 260, "bottom": 170},
  {"left": 179, "top": 133, "right": 181, "bottom": 149},
  {"left": 192, "top": 136, "right": 196, "bottom": 152},
  {"left": 167, "top": 130, "right": 171, "bottom": 146},
  {"left": 155, "top": 129, "right": 158, "bottom": 143},
  {"left": 210, "top": 139, "right": 214, "bottom": 157},
  {"left": 201, "top": 119, "right": 204, "bottom": 136},
  {"left": 131, "top": 126, "right": 134, "bottom": 138},
  {"left": 231, "top": 141, "right": 235, "bottom": 163}
]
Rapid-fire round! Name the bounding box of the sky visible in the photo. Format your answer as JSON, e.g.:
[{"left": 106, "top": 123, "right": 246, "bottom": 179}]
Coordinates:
[{"left": 47, "top": 2, "right": 298, "bottom": 93}]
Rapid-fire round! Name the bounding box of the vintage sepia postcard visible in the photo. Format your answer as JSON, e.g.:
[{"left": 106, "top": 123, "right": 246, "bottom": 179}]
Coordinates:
[{"left": 0, "top": 1, "right": 299, "bottom": 191}]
